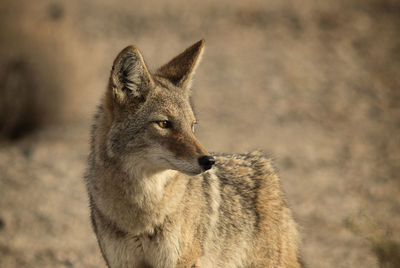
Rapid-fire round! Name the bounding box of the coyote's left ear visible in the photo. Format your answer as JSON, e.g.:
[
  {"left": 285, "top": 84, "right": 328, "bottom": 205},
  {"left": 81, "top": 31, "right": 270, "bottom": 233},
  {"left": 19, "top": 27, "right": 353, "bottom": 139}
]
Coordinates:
[
  {"left": 156, "top": 39, "right": 205, "bottom": 93},
  {"left": 109, "top": 46, "right": 154, "bottom": 105}
]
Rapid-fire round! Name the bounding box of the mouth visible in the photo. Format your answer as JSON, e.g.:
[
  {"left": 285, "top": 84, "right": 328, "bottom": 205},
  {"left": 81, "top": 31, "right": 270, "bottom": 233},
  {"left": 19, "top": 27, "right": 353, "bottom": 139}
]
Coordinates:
[{"left": 160, "top": 157, "right": 203, "bottom": 175}]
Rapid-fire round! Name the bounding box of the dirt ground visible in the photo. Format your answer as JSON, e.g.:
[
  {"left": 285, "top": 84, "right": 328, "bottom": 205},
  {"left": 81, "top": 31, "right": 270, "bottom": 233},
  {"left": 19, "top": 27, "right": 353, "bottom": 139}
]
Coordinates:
[{"left": 1, "top": 0, "right": 399, "bottom": 267}]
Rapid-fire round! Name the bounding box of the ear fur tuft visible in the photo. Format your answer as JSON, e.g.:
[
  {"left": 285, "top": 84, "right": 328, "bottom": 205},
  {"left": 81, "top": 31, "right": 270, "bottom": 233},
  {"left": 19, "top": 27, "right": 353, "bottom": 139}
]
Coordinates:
[{"left": 110, "top": 46, "right": 154, "bottom": 104}]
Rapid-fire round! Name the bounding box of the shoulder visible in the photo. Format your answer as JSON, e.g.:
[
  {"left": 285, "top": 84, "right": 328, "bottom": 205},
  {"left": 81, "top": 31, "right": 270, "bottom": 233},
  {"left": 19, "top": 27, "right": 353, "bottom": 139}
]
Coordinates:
[
  {"left": 213, "top": 151, "right": 274, "bottom": 172},
  {"left": 211, "top": 151, "right": 277, "bottom": 184}
]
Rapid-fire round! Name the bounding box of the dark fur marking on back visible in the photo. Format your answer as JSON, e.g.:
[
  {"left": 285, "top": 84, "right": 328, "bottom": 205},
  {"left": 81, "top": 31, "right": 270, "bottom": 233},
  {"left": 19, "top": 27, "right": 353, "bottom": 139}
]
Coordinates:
[{"left": 212, "top": 152, "right": 270, "bottom": 236}]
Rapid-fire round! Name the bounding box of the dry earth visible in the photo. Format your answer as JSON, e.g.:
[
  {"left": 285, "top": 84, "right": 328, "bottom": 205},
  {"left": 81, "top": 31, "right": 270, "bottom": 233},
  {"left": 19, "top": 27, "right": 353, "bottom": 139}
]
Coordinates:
[{"left": 1, "top": 0, "right": 399, "bottom": 267}]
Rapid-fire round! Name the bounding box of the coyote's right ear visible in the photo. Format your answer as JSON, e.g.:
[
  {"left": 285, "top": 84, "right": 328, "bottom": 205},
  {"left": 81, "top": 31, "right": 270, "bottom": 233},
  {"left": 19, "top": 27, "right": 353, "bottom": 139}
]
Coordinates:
[
  {"left": 156, "top": 40, "right": 205, "bottom": 93},
  {"left": 109, "top": 46, "right": 154, "bottom": 104}
]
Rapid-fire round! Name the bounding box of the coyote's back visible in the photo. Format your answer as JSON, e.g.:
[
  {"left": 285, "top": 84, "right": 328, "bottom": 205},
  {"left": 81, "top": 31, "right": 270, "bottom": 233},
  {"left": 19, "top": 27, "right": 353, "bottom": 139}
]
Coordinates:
[{"left": 85, "top": 40, "right": 302, "bottom": 268}]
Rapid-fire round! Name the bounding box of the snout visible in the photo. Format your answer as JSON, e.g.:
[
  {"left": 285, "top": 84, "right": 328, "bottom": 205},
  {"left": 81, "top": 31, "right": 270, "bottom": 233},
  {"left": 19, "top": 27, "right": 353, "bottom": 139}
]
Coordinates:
[{"left": 198, "top": 155, "right": 216, "bottom": 171}]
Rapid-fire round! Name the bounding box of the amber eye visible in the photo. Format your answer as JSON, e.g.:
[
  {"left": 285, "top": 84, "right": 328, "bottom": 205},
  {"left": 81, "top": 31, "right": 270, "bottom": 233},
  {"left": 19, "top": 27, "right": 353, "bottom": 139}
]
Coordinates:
[{"left": 156, "top": 120, "right": 172, "bottom": 129}]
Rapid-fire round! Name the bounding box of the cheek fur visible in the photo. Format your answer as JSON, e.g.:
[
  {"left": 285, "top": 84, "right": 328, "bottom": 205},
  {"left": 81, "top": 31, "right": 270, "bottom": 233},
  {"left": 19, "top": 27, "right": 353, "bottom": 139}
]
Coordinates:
[{"left": 111, "top": 122, "right": 148, "bottom": 153}]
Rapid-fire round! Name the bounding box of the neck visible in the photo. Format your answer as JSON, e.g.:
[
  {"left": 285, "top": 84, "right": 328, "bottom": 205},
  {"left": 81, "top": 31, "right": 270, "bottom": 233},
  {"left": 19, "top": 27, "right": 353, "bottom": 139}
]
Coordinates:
[
  {"left": 119, "top": 156, "right": 179, "bottom": 206},
  {"left": 134, "top": 169, "right": 179, "bottom": 208},
  {"left": 103, "top": 161, "right": 183, "bottom": 234}
]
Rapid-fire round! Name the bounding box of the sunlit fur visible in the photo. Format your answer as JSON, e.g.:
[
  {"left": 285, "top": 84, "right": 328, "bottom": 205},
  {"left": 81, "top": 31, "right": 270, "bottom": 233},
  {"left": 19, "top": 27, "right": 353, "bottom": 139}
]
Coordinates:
[{"left": 85, "top": 40, "right": 303, "bottom": 268}]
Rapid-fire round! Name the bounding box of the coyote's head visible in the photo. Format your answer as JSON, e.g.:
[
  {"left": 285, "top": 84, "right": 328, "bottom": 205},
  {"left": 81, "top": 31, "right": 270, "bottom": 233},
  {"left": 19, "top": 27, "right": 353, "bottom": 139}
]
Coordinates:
[{"left": 101, "top": 40, "right": 215, "bottom": 175}]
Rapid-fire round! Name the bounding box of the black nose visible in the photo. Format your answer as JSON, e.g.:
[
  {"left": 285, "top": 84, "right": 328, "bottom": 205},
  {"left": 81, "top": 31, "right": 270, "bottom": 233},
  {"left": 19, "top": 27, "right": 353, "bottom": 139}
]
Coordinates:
[{"left": 198, "top": 155, "right": 216, "bottom": 171}]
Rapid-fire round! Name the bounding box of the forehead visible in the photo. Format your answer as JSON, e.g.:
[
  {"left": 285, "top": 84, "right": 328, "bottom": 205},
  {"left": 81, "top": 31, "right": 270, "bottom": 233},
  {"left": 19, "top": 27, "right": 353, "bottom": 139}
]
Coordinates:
[{"left": 146, "top": 84, "right": 194, "bottom": 119}]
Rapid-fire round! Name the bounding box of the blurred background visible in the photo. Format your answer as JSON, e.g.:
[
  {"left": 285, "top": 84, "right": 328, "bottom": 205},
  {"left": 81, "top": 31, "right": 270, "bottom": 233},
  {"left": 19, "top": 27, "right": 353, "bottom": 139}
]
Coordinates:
[{"left": 0, "top": 0, "right": 399, "bottom": 267}]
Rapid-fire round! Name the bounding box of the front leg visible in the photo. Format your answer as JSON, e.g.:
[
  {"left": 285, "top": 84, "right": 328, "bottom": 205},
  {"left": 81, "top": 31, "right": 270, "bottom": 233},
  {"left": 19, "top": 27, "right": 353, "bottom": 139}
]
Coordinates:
[
  {"left": 140, "top": 222, "right": 202, "bottom": 268},
  {"left": 91, "top": 208, "right": 147, "bottom": 268}
]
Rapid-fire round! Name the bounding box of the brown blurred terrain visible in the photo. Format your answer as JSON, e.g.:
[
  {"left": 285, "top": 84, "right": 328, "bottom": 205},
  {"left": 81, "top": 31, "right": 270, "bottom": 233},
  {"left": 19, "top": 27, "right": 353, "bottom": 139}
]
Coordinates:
[{"left": 1, "top": 0, "right": 399, "bottom": 267}]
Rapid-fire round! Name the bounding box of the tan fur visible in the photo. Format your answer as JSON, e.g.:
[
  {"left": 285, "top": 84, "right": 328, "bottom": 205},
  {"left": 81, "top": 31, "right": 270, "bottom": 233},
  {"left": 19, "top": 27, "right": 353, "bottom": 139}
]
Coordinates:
[{"left": 85, "top": 40, "right": 303, "bottom": 268}]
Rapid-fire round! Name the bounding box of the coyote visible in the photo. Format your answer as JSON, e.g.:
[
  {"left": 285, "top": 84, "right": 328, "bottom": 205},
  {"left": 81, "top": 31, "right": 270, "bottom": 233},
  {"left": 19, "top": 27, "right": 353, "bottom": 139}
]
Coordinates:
[{"left": 85, "top": 40, "right": 302, "bottom": 268}]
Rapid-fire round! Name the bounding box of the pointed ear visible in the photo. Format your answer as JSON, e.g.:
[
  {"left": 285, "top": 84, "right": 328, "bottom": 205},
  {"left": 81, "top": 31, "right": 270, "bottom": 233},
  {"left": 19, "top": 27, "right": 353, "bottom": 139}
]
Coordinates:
[
  {"left": 156, "top": 39, "right": 205, "bottom": 91},
  {"left": 110, "top": 46, "right": 154, "bottom": 104}
]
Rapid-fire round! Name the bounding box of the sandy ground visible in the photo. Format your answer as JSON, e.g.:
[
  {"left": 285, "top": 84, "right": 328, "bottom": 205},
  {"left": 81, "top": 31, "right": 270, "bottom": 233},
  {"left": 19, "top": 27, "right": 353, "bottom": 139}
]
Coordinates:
[{"left": 0, "top": 0, "right": 399, "bottom": 267}]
